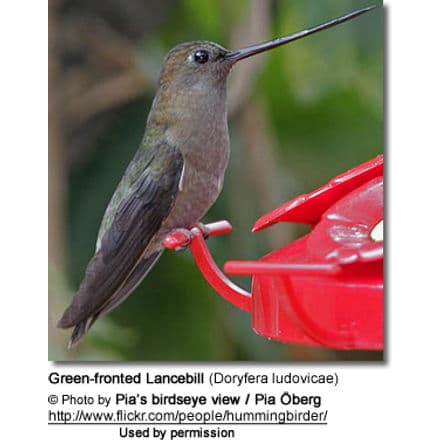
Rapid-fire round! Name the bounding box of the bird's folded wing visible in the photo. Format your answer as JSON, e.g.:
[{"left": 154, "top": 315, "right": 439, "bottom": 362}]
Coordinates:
[{"left": 58, "top": 142, "right": 184, "bottom": 328}]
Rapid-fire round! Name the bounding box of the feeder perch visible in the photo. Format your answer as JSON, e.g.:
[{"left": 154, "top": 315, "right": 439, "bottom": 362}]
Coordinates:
[{"left": 163, "top": 155, "right": 383, "bottom": 350}]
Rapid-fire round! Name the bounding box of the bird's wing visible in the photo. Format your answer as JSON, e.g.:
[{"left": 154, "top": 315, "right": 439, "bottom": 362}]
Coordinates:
[
  {"left": 95, "top": 141, "right": 158, "bottom": 253},
  {"left": 58, "top": 142, "right": 184, "bottom": 328}
]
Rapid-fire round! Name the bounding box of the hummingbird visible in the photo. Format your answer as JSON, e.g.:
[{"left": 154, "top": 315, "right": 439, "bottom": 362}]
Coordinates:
[{"left": 58, "top": 6, "right": 375, "bottom": 347}]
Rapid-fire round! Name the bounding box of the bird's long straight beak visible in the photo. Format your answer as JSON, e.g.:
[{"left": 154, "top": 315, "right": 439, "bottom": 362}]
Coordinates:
[{"left": 225, "top": 5, "right": 376, "bottom": 63}]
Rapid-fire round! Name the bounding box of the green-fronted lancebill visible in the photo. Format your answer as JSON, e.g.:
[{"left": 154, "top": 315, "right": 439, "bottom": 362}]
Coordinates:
[{"left": 58, "top": 6, "right": 376, "bottom": 348}]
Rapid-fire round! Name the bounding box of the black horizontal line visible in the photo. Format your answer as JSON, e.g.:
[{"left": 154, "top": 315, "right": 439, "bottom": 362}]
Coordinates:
[{"left": 48, "top": 422, "right": 327, "bottom": 426}]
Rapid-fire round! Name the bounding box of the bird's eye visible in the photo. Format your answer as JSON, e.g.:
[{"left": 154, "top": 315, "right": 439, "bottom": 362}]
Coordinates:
[{"left": 193, "top": 50, "right": 210, "bottom": 64}]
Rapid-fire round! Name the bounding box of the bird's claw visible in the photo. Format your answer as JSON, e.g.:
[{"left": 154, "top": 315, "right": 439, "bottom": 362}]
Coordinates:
[
  {"left": 163, "top": 222, "right": 215, "bottom": 251},
  {"left": 162, "top": 228, "right": 193, "bottom": 251}
]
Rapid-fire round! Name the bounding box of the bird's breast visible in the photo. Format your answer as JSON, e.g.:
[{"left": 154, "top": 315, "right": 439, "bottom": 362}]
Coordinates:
[{"left": 162, "top": 121, "right": 230, "bottom": 230}]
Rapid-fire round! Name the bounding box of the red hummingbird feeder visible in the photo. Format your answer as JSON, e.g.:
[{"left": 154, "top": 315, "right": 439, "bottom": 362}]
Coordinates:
[{"left": 163, "top": 155, "right": 383, "bottom": 350}]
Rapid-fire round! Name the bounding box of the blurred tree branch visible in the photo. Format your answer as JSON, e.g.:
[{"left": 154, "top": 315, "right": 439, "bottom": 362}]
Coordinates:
[
  {"left": 48, "top": 0, "right": 65, "bottom": 273},
  {"left": 228, "top": 0, "right": 271, "bottom": 115},
  {"left": 228, "top": 0, "right": 291, "bottom": 250},
  {"left": 49, "top": 0, "right": 68, "bottom": 352},
  {"left": 62, "top": 18, "right": 156, "bottom": 128}
]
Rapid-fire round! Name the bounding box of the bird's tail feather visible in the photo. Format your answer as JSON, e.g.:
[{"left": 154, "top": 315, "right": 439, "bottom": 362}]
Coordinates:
[
  {"left": 68, "top": 317, "right": 97, "bottom": 349},
  {"left": 62, "top": 250, "right": 162, "bottom": 349}
]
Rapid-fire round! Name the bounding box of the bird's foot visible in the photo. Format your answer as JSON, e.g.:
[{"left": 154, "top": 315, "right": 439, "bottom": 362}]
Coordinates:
[
  {"left": 162, "top": 228, "right": 193, "bottom": 251},
  {"left": 163, "top": 221, "right": 229, "bottom": 251}
]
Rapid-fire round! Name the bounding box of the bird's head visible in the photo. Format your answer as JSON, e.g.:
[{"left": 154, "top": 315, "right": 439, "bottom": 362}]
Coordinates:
[{"left": 159, "top": 41, "right": 232, "bottom": 92}]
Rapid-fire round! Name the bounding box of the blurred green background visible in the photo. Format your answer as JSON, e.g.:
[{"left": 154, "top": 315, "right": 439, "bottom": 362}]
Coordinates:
[{"left": 49, "top": 0, "right": 383, "bottom": 361}]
